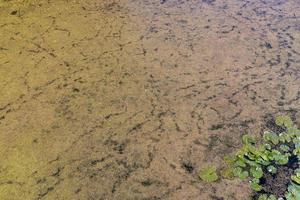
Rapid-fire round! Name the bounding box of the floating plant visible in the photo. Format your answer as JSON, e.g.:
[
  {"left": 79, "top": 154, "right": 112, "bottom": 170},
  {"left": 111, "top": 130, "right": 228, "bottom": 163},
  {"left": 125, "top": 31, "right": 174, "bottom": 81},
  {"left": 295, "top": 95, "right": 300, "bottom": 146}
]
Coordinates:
[
  {"left": 198, "top": 166, "right": 218, "bottom": 182},
  {"left": 199, "top": 115, "right": 300, "bottom": 200}
]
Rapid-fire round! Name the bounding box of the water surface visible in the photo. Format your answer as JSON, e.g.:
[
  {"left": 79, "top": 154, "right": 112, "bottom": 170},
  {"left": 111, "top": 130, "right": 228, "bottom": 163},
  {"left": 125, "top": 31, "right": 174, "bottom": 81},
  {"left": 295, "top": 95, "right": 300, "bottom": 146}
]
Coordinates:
[{"left": 0, "top": 0, "right": 300, "bottom": 199}]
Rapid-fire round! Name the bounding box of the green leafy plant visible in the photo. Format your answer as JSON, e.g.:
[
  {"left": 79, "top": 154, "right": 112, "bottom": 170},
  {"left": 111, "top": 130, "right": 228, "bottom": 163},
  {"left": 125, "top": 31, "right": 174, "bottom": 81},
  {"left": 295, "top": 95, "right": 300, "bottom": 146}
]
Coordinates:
[
  {"left": 202, "top": 115, "right": 300, "bottom": 199},
  {"left": 257, "top": 194, "right": 277, "bottom": 200},
  {"left": 198, "top": 166, "right": 218, "bottom": 182}
]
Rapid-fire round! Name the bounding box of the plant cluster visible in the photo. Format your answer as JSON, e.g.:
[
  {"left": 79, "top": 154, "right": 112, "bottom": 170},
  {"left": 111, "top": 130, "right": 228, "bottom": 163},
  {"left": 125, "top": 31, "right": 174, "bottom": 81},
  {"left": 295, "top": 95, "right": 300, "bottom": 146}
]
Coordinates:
[{"left": 199, "top": 116, "right": 300, "bottom": 200}]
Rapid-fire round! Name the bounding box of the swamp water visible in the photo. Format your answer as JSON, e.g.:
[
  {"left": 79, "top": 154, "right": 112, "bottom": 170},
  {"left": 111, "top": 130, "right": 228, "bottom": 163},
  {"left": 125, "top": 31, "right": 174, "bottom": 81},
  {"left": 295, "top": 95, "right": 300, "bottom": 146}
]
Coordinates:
[{"left": 0, "top": 0, "right": 300, "bottom": 199}]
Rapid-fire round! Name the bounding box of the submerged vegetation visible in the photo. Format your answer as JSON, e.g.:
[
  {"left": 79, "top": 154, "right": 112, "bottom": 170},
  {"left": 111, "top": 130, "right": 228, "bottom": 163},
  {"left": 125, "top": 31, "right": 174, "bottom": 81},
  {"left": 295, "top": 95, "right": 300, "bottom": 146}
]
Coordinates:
[{"left": 199, "top": 115, "right": 300, "bottom": 200}]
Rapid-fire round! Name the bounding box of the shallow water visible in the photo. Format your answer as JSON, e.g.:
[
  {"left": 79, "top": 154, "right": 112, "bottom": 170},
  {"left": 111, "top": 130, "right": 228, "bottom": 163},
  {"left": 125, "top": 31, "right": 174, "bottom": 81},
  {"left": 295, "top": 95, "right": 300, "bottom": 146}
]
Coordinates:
[{"left": 0, "top": 0, "right": 299, "bottom": 199}]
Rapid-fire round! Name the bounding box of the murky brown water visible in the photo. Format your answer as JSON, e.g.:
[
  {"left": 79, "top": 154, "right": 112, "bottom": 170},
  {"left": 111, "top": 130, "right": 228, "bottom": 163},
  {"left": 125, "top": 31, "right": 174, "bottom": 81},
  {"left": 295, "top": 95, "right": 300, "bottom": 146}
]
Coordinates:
[{"left": 0, "top": 0, "right": 300, "bottom": 199}]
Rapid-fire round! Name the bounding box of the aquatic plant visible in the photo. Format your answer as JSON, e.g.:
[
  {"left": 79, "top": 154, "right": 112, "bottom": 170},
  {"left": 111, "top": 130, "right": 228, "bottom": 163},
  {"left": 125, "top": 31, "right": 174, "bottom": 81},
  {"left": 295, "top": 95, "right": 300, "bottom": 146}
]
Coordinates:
[
  {"left": 199, "top": 115, "right": 300, "bottom": 200},
  {"left": 198, "top": 166, "right": 218, "bottom": 182}
]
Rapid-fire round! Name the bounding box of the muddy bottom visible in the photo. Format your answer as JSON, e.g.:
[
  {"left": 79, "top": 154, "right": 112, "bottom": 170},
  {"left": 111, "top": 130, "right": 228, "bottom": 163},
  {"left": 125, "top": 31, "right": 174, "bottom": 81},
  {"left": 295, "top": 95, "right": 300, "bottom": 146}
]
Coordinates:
[{"left": 0, "top": 0, "right": 300, "bottom": 200}]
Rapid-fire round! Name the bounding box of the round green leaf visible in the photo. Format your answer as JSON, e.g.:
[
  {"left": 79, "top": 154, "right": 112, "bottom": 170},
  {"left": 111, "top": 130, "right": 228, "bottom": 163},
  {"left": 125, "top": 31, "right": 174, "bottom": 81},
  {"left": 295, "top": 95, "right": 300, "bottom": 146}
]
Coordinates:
[{"left": 199, "top": 166, "right": 218, "bottom": 182}]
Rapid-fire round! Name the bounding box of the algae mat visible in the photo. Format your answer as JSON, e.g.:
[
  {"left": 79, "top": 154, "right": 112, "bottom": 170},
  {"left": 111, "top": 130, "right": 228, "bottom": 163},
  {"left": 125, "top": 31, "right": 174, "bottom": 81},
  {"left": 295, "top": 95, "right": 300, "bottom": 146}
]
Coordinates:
[{"left": 0, "top": 0, "right": 300, "bottom": 199}]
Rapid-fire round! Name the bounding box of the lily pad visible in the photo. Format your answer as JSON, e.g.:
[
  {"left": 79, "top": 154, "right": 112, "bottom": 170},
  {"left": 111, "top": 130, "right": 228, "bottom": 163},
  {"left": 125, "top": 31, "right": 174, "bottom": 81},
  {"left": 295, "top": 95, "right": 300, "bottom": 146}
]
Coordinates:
[{"left": 198, "top": 166, "right": 218, "bottom": 182}]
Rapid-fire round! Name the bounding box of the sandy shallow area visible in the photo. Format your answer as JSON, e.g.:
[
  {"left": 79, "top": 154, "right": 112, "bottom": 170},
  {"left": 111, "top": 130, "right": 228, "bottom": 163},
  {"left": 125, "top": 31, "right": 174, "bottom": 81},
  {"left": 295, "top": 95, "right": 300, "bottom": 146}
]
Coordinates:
[{"left": 0, "top": 0, "right": 300, "bottom": 199}]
